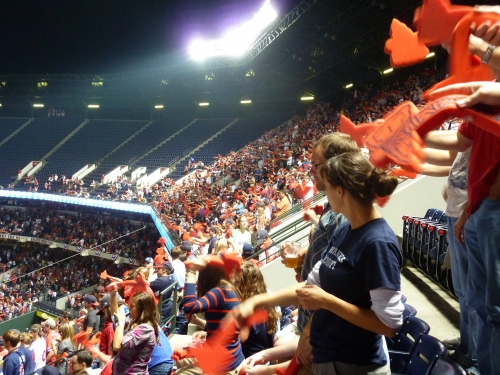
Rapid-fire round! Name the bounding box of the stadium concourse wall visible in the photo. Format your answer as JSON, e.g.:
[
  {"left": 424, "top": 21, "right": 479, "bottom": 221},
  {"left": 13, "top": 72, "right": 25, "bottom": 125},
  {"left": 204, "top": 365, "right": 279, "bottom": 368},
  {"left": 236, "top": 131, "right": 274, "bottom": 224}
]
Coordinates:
[{"left": 0, "top": 189, "right": 176, "bottom": 255}]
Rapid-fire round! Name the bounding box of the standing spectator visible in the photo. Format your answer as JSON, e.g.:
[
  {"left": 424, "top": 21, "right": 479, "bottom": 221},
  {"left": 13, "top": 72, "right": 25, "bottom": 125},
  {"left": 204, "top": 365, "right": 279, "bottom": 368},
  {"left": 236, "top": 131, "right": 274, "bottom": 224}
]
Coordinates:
[
  {"left": 51, "top": 323, "right": 76, "bottom": 375},
  {"left": 29, "top": 324, "right": 46, "bottom": 371},
  {"left": 82, "top": 295, "right": 100, "bottom": 338},
  {"left": 96, "top": 294, "right": 117, "bottom": 357},
  {"left": 19, "top": 332, "right": 35, "bottom": 375},
  {"left": 111, "top": 291, "right": 159, "bottom": 374},
  {"left": 2, "top": 330, "right": 24, "bottom": 375},
  {"left": 171, "top": 247, "right": 186, "bottom": 290},
  {"left": 150, "top": 262, "right": 177, "bottom": 320},
  {"left": 43, "top": 318, "right": 61, "bottom": 364}
]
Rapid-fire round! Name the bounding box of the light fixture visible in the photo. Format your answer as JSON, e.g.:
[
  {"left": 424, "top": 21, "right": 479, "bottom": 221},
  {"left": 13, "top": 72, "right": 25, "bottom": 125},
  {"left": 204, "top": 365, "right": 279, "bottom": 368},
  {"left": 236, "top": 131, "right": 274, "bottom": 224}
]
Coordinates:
[
  {"left": 426, "top": 52, "right": 435, "bottom": 59},
  {"left": 199, "top": 102, "right": 210, "bottom": 107},
  {"left": 155, "top": 105, "right": 164, "bottom": 109},
  {"left": 383, "top": 68, "right": 393, "bottom": 74},
  {"left": 345, "top": 83, "right": 353, "bottom": 89},
  {"left": 188, "top": 0, "right": 278, "bottom": 61},
  {"left": 33, "top": 104, "right": 44, "bottom": 108},
  {"left": 88, "top": 104, "right": 100, "bottom": 108},
  {"left": 240, "top": 100, "right": 252, "bottom": 104},
  {"left": 0, "top": 104, "right": 2, "bottom": 107},
  {"left": 300, "top": 96, "right": 314, "bottom": 101}
]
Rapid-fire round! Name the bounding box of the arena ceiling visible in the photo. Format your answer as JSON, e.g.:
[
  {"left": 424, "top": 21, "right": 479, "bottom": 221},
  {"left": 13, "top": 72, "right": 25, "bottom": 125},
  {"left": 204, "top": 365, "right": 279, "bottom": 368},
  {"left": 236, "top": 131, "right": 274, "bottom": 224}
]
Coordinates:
[{"left": 0, "top": 0, "right": 496, "bottom": 112}]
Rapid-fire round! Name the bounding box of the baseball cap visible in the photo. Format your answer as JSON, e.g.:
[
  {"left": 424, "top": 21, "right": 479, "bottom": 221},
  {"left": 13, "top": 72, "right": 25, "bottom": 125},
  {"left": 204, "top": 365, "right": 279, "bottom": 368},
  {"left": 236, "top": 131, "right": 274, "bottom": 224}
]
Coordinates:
[
  {"left": 180, "top": 241, "right": 192, "bottom": 252},
  {"left": 97, "top": 293, "right": 123, "bottom": 315},
  {"left": 226, "top": 219, "right": 234, "bottom": 225},
  {"left": 242, "top": 243, "right": 254, "bottom": 255},
  {"left": 154, "top": 261, "right": 174, "bottom": 273},
  {"left": 145, "top": 257, "right": 154, "bottom": 264},
  {"left": 43, "top": 318, "right": 56, "bottom": 328},
  {"left": 82, "top": 295, "right": 99, "bottom": 306}
]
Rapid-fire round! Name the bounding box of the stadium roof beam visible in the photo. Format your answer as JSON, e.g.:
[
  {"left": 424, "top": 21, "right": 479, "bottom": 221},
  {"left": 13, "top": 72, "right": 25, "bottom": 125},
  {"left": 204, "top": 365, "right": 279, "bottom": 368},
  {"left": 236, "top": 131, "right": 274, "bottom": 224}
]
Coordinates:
[{"left": 247, "top": 0, "right": 318, "bottom": 62}]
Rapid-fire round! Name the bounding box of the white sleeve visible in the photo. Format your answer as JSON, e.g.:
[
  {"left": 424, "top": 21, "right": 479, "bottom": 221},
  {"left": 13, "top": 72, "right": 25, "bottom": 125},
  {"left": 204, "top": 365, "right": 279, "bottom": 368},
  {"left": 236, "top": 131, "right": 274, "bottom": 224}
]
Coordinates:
[
  {"left": 370, "top": 288, "right": 404, "bottom": 329},
  {"left": 306, "top": 260, "right": 322, "bottom": 287}
]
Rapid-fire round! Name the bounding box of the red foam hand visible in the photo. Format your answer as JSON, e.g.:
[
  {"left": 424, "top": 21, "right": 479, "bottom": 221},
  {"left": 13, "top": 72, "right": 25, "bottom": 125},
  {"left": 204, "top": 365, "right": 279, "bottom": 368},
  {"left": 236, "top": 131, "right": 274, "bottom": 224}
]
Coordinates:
[
  {"left": 100, "top": 270, "right": 109, "bottom": 279},
  {"left": 385, "top": 19, "right": 429, "bottom": 68},
  {"left": 342, "top": 95, "right": 500, "bottom": 179},
  {"left": 424, "top": 11, "right": 498, "bottom": 100},
  {"left": 275, "top": 357, "right": 303, "bottom": 375},
  {"left": 108, "top": 272, "right": 158, "bottom": 305},
  {"left": 339, "top": 116, "right": 381, "bottom": 148},
  {"left": 413, "top": 0, "right": 471, "bottom": 45},
  {"left": 313, "top": 205, "right": 324, "bottom": 216},
  {"left": 174, "top": 310, "right": 268, "bottom": 375}
]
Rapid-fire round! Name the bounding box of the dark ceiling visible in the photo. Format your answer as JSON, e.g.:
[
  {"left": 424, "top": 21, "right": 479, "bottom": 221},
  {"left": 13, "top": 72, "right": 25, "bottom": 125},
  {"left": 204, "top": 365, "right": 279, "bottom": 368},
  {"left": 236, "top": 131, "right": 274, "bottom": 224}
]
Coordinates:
[{"left": 0, "top": 0, "right": 497, "bottom": 115}]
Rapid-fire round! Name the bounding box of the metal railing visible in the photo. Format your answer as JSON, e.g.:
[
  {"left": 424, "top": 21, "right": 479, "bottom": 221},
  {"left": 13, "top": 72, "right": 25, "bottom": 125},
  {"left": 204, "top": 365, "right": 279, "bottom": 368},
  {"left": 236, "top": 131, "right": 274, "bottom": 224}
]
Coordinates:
[
  {"left": 157, "top": 280, "right": 179, "bottom": 336},
  {"left": 268, "top": 191, "right": 325, "bottom": 227}
]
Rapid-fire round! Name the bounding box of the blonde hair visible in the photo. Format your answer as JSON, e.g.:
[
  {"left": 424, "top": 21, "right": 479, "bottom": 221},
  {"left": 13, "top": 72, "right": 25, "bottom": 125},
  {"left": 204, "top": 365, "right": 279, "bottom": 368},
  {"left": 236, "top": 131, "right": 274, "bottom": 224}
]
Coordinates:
[
  {"left": 213, "top": 238, "right": 229, "bottom": 255},
  {"left": 59, "top": 322, "right": 77, "bottom": 349}
]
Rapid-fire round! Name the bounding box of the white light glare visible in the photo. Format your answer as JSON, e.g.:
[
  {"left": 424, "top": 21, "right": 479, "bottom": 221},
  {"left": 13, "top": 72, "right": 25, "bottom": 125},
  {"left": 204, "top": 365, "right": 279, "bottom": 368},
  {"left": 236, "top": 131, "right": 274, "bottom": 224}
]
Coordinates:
[
  {"left": 240, "top": 100, "right": 252, "bottom": 104},
  {"left": 301, "top": 96, "right": 314, "bottom": 101},
  {"left": 33, "top": 104, "right": 44, "bottom": 108},
  {"left": 383, "top": 68, "right": 393, "bottom": 74},
  {"left": 426, "top": 52, "right": 435, "bottom": 59},
  {"left": 155, "top": 105, "right": 164, "bottom": 109},
  {"left": 199, "top": 102, "right": 210, "bottom": 106},
  {"left": 345, "top": 84, "right": 353, "bottom": 89},
  {"left": 189, "top": 0, "right": 278, "bottom": 61},
  {"left": 88, "top": 104, "right": 100, "bottom": 108}
]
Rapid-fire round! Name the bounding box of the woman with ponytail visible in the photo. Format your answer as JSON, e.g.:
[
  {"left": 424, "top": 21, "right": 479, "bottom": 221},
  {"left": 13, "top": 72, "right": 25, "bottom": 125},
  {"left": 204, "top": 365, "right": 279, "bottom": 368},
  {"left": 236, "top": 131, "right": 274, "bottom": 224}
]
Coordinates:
[{"left": 237, "top": 152, "right": 403, "bottom": 375}]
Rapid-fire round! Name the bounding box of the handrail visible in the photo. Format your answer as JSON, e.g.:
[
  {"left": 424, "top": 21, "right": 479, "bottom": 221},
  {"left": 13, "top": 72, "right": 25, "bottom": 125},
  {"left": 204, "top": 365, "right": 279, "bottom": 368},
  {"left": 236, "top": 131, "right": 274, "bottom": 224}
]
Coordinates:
[
  {"left": 268, "top": 191, "right": 325, "bottom": 226},
  {"left": 268, "top": 216, "right": 311, "bottom": 241},
  {"left": 245, "top": 222, "right": 311, "bottom": 264},
  {"left": 157, "top": 280, "right": 179, "bottom": 335}
]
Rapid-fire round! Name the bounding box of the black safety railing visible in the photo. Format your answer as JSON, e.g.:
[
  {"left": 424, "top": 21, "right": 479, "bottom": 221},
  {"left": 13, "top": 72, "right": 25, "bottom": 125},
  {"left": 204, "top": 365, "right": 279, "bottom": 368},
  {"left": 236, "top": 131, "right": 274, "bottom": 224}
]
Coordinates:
[{"left": 158, "top": 280, "right": 179, "bottom": 335}]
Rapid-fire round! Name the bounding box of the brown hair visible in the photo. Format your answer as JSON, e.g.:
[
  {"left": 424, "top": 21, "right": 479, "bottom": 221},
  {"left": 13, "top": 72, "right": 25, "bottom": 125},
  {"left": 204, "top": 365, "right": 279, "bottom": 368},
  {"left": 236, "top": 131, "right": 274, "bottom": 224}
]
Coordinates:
[
  {"left": 197, "top": 264, "right": 240, "bottom": 300},
  {"left": 238, "top": 262, "right": 279, "bottom": 335},
  {"left": 321, "top": 152, "right": 398, "bottom": 205},
  {"left": 129, "top": 292, "right": 160, "bottom": 344},
  {"left": 171, "top": 246, "right": 182, "bottom": 260},
  {"left": 313, "top": 133, "right": 358, "bottom": 159},
  {"left": 3, "top": 329, "right": 20, "bottom": 347}
]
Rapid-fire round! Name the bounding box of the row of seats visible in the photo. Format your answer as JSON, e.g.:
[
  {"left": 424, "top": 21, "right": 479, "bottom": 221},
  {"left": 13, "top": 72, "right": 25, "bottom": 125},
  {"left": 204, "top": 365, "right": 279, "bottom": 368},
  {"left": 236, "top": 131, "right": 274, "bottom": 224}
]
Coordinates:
[
  {"left": 388, "top": 297, "right": 465, "bottom": 374},
  {"left": 401, "top": 209, "right": 455, "bottom": 296}
]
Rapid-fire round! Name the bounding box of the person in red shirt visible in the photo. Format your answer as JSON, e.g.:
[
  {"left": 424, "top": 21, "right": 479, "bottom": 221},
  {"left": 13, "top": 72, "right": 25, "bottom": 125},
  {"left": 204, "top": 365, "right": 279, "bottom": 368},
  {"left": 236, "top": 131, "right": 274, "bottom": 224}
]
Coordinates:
[{"left": 96, "top": 294, "right": 117, "bottom": 356}]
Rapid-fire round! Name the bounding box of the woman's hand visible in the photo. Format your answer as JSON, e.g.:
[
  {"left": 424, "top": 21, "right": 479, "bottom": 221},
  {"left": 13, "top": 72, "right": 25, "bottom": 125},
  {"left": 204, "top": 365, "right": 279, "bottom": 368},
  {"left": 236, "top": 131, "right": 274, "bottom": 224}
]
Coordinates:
[
  {"left": 186, "top": 257, "right": 209, "bottom": 272},
  {"left": 245, "top": 351, "right": 268, "bottom": 367},
  {"left": 192, "top": 330, "right": 207, "bottom": 344},
  {"left": 295, "top": 284, "right": 330, "bottom": 311}
]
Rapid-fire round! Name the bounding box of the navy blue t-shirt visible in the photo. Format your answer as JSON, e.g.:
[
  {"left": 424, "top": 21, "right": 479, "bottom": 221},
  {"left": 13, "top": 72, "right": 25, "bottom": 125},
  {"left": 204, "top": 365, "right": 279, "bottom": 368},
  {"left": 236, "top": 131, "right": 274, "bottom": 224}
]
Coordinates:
[
  {"left": 17, "top": 345, "right": 33, "bottom": 375},
  {"left": 310, "top": 218, "right": 402, "bottom": 366}
]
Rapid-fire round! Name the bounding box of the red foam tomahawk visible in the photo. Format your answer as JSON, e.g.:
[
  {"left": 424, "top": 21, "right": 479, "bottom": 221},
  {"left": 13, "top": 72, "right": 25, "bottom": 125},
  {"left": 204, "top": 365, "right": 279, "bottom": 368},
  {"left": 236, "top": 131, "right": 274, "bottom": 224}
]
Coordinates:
[
  {"left": 106, "top": 271, "right": 158, "bottom": 305},
  {"left": 172, "top": 310, "right": 268, "bottom": 375},
  {"left": 340, "top": 95, "right": 500, "bottom": 175}
]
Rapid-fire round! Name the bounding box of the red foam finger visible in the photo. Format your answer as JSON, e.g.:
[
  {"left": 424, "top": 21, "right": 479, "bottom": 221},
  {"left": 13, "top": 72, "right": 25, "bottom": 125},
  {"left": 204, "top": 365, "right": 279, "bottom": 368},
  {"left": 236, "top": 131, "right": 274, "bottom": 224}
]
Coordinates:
[{"left": 385, "top": 19, "right": 429, "bottom": 67}]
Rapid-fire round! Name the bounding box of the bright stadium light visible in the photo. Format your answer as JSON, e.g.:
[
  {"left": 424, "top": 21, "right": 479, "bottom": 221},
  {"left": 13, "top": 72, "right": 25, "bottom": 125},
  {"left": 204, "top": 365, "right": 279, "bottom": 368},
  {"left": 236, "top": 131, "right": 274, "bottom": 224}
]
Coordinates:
[
  {"left": 240, "top": 100, "right": 252, "bottom": 104},
  {"left": 155, "top": 105, "right": 164, "bottom": 109},
  {"left": 383, "top": 68, "right": 393, "bottom": 74},
  {"left": 88, "top": 104, "right": 100, "bottom": 108},
  {"left": 301, "top": 96, "right": 314, "bottom": 101},
  {"left": 188, "top": 0, "right": 278, "bottom": 61},
  {"left": 345, "top": 83, "right": 353, "bottom": 89},
  {"left": 426, "top": 52, "right": 435, "bottom": 58},
  {"left": 33, "top": 104, "right": 44, "bottom": 108},
  {"left": 199, "top": 102, "right": 210, "bottom": 106}
]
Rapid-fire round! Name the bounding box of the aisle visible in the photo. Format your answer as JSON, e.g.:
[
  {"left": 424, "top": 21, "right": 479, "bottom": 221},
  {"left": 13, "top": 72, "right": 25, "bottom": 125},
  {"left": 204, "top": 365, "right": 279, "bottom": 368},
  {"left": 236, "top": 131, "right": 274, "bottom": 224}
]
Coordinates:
[{"left": 401, "top": 265, "right": 460, "bottom": 342}]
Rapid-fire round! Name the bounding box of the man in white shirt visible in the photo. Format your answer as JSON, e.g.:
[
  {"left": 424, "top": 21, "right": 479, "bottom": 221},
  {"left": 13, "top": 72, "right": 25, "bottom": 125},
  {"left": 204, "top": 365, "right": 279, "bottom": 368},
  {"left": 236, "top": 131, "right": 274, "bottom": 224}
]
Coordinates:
[
  {"left": 29, "top": 324, "right": 46, "bottom": 371},
  {"left": 170, "top": 247, "right": 186, "bottom": 290}
]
